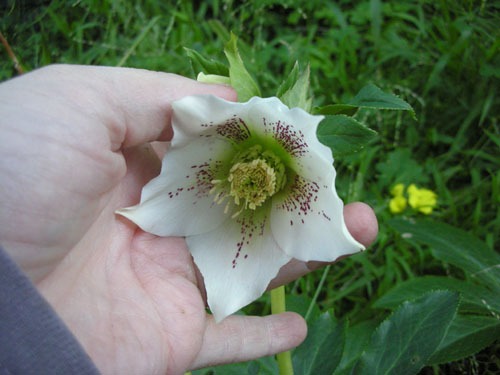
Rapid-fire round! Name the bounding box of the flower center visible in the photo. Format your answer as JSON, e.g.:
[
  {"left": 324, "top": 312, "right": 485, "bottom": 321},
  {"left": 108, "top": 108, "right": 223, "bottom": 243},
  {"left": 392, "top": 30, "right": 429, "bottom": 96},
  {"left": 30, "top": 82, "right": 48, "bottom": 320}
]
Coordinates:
[
  {"left": 211, "top": 145, "right": 286, "bottom": 217},
  {"left": 228, "top": 159, "right": 276, "bottom": 210}
]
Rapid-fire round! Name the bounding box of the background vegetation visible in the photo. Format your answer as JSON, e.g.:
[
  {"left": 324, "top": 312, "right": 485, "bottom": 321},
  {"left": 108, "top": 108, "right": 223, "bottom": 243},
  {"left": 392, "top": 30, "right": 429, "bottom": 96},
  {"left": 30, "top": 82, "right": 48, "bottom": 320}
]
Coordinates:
[{"left": 1, "top": 0, "right": 499, "bottom": 374}]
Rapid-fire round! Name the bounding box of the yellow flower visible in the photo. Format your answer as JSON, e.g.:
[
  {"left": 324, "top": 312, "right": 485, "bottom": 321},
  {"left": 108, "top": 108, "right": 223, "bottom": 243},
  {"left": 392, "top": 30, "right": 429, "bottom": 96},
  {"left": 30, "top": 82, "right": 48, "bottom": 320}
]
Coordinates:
[
  {"left": 407, "top": 184, "right": 437, "bottom": 214},
  {"left": 391, "top": 183, "right": 406, "bottom": 197},
  {"left": 389, "top": 195, "right": 407, "bottom": 213},
  {"left": 389, "top": 183, "right": 407, "bottom": 213}
]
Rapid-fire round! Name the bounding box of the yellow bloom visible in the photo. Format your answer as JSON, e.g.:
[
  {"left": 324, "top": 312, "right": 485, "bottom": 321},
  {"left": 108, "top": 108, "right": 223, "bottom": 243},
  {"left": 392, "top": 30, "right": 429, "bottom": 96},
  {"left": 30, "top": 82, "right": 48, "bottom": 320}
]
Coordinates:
[
  {"left": 390, "top": 195, "right": 407, "bottom": 213},
  {"left": 407, "top": 184, "right": 437, "bottom": 214},
  {"left": 389, "top": 183, "right": 407, "bottom": 213},
  {"left": 391, "top": 183, "right": 406, "bottom": 197}
]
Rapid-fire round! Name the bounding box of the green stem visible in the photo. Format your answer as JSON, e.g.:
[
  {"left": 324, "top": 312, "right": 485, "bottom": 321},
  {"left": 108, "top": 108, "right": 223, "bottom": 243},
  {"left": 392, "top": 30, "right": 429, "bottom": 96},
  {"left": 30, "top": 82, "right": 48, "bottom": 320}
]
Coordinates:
[{"left": 270, "top": 286, "right": 294, "bottom": 375}]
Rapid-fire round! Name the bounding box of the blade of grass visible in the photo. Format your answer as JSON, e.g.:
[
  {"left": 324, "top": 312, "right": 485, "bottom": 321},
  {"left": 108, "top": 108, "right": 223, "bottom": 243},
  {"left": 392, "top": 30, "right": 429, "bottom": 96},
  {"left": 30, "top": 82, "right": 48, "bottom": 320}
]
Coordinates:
[
  {"left": 117, "top": 16, "right": 160, "bottom": 67},
  {"left": 305, "top": 265, "right": 331, "bottom": 322}
]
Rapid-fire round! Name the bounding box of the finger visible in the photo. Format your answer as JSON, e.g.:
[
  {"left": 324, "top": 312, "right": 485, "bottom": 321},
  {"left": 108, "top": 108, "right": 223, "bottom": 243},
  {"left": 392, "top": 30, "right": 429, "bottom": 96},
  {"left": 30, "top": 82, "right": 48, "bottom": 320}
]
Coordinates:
[
  {"left": 267, "top": 201, "right": 378, "bottom": 289},
  {"left": 150, "top": 141, "right": 170, "bottom": 160},
  {"left": 191, "top": 312, "right": 307, "bottom": 370},
  {"left": 117, "top": 144, "right": 163, "bottom": 206},
  {"left": 30, "top": 65, "right": 237, "bottom": 149},
  {"left": 343, "top": 202, "right": 379, "bottom": 247}
]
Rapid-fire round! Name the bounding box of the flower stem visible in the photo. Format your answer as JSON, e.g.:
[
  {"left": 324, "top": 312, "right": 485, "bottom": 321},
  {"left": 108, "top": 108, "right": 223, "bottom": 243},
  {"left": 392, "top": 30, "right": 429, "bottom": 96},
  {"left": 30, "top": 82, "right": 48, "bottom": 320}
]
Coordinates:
[{"left": 270, "top": 286, "right": 294, "bottom": 375}]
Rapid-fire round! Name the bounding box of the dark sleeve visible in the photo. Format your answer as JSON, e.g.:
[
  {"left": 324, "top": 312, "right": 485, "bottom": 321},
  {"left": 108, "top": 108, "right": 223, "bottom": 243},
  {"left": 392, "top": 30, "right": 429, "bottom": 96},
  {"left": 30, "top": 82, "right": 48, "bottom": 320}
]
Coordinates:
[{"left": 0, "top": 246, "right": 100, "bottom": 375}]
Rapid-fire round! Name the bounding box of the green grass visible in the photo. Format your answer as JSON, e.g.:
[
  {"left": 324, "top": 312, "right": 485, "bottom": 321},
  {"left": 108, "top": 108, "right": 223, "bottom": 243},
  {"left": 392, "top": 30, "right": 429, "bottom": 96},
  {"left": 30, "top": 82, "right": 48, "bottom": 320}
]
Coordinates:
[{"left": 2, "top": 1, "right": 499, "bottom": 374}]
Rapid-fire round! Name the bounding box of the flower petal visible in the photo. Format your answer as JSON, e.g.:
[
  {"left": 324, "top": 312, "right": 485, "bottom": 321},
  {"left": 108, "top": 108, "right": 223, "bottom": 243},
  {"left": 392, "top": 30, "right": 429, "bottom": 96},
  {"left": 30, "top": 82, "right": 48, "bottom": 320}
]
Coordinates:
[
  {"left": 187, "top": 210, "right": 291, "bottom": 322},
  {"left": 171, "top": 95, "right": 253, "bottom": 148},
  {"left": 244, "top": 97, "right": 333, "bottom": 181},
  {"left": 117, "top": 136, "right": 234, "bottom": 236},
  {"left": 271, "top": 172, "right": 364, "bottom": 262}
]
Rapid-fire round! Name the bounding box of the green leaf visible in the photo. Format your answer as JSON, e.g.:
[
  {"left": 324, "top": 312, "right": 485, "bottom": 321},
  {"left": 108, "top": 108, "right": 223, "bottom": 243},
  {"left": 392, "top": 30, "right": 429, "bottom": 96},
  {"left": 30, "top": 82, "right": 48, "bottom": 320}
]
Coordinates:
[
  {"left": 208, "top": 19, "right": 231, "bottom": 43},
  {"left": 192, "top": 362, "right": 247, "bottom": 374},
  {"left": 389, "top": 219, "right": 500, "bottom": 293},
  {"left": 247, "top": 356, "right": 278, "bottom": 375},
  {"left": 293, "top": 312, "right": 345, "bottom": 375},
  {"left": 184, "top": 47, "right": 229, "bottom": 76},
  {"left": 313, "top": 84, "right": 414, "bottom": 119},
  {"left": 223, "top": 33, "right": 261, "bottom": 102},
  {"left": 373, "top": 276, "right": 500, "bottom": 314},
  {"left": 285, "top": 293, "right": 321, "bottom": 322},
  {"left": 317, "top": 115, "right": 378, "bottom": 159},
  {"left": 428, "top": 315, "right": 500, "bottom": 365},
  {"left": 349, "top": 84, "right": 416, "bottom": 119},
  {"left": 279, "top": 64, "right": 312, "bottom": 112},
  {"left": 334, "top": 320, "right": 380, "bottom": 375},
  {"left": 313, "top": 104, "right": 358, "bottom": 116},
  {"left": 376, "top": 149, "right": 429, "bottom": 188},
  {"left": 352, "top": 291, "right": 459, "bottom": 375},
  {"left": 192, "top": 356, "right": 277, "bottom": 375},
  {"left": 276, "top": 61, "right": 299, "bottom": 98},
  {"left": 196, "top": 72, "right": 232, "bottom": 85}
]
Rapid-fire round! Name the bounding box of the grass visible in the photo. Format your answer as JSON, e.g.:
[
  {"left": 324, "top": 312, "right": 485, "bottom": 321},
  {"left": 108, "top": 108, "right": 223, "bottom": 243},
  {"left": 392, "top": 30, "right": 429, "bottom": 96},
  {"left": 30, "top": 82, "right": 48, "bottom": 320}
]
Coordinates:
[{"left": 2, "top": 0, "right": 499, "bottom": 373}]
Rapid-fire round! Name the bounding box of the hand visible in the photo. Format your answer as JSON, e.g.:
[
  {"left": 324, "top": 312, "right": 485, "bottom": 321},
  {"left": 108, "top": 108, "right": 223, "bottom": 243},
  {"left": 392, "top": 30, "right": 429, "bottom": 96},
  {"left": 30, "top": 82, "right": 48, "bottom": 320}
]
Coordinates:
[{"left": 0, "top": 65, "right": 378, "bottom": 375}]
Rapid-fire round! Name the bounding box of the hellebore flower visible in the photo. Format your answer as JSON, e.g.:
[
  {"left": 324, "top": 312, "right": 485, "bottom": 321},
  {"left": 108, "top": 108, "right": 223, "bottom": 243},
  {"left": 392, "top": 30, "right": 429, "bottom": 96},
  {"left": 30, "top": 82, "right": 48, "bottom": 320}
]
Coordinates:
[{"left": 117, "top": 95, "right": 364, "bottom": 322}]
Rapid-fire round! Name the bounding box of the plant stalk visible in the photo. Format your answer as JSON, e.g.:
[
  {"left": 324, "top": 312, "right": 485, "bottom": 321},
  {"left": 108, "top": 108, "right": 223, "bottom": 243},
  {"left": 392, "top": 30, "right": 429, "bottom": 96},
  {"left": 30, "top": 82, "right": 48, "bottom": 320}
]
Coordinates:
[{"left": 270, "top": 286, "right": 294, "bottom": 375}]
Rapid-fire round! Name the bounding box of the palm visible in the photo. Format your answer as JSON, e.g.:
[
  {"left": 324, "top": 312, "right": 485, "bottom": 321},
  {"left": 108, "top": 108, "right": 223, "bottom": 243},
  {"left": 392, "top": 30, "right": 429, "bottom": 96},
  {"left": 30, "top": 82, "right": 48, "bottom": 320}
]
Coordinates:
[{"left": 29, "top": 145, "right": 209, "bottom": 375}]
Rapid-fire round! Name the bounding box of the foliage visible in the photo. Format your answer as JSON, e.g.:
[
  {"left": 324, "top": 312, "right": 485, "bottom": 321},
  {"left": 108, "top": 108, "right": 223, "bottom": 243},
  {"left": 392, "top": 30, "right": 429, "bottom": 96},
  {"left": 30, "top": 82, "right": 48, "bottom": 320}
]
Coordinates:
[{"left": 1, "top": 0, "right": 499, "bottom": 374}]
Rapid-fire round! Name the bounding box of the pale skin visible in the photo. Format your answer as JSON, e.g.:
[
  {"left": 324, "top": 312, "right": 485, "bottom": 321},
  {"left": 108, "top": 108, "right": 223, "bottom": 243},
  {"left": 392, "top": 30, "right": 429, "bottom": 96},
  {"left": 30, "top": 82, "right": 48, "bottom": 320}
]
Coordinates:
[{"left": 0, "top": 65, "right": 378, "bottom": 375}]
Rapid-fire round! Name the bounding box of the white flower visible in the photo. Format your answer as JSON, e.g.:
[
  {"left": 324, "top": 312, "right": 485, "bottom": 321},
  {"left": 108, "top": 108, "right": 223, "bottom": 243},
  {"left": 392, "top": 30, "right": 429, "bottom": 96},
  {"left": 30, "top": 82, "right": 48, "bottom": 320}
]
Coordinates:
[{"left": 117, "top": 95, "right": 364, "bottom": 322}]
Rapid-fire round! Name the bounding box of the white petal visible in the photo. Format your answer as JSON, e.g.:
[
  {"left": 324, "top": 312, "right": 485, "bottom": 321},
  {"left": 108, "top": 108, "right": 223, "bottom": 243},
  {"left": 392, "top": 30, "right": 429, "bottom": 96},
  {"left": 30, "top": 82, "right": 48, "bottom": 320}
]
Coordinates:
[
  {"left": 187, "top": 210, "right": 291, "bottom": 322},
  {"left": 243, "top": 97, "right": 334, "bottom": 181},
  {"left": 171, "top": 95, "right": 254, "bottom": 148},
  {"left": 271, "top": 172, "right": 364, "bottom": 262},
  {"left": 117, "top": 136, "right": 234, "bottom": 236}
]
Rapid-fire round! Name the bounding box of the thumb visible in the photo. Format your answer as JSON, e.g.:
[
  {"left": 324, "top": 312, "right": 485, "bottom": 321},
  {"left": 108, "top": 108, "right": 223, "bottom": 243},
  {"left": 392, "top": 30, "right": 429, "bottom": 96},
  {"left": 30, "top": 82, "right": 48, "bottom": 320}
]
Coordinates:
[
  {"left": 192, "top": 312, "right": 307, "bottom": 370},
  {"left": 30, "top": 64, "right": 237, "bottom": 149}
]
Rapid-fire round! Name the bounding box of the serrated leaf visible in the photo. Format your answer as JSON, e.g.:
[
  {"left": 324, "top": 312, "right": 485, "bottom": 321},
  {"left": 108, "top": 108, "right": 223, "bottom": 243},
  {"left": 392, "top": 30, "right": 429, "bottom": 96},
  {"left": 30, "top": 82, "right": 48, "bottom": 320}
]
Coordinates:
[
  {"left": 313, "top": 104, "right": 358, "bottom": 116},
  {"left": 317, "top": 115, "right": 378, "bottom": 158},
  {"left": 276, "top": 61, "right": 299, "bottom": 98},
  {"left": 389, "top": 219, "right": 500, "bottom": 293},
  {"left": 184, "top": 47, "right": 229, "bottom": 77},
  {"left": 280, "top": 64, "right": 312, "bottom": 111},
  {"left": 223, "top": 33, "right": 261, "bottom": 102},
  {"left": 349, "top": 84, "right": 416, "bottom": 119},
  {"left": 334, "top": 320, "right": 380, "bottom": 375},
  {"left": 293, "top": 312, "right": 345, "bottom": 375},
  {"left": 427, "top": 315, "right": 500, "bottom": 365},
  {"left": 373, "top": 275, "right": 500, "bottom": 314},
  {"left": 352, "top": 291, "right": 459, "bottom": 375}
]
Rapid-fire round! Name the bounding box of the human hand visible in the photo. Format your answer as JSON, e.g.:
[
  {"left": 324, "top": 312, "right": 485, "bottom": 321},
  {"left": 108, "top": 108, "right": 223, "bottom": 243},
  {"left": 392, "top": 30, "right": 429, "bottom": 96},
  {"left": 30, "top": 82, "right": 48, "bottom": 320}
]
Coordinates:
[{"left": 0, "top": 65, "right": 377, "bottom": 374}]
